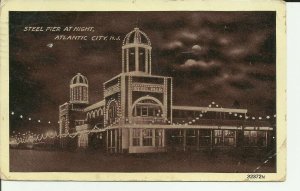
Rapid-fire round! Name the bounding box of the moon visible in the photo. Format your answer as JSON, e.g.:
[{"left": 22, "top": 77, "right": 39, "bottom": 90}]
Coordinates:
[
  {"left": 192, "top": 45, "right": 202, "bottom": 51},
  {"left": 47, "top": 43, "right": 54, "bottom": 48}
]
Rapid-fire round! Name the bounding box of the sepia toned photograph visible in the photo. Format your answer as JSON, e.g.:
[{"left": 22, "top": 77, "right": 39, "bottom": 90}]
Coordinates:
[{"left": 0, "top": 0, "right": 286, "bottom": 181}]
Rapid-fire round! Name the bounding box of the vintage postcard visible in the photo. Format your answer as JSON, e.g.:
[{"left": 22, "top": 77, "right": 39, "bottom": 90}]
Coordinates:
[{"left": 0, "top": 0, "right": 286, "bottom": 181}]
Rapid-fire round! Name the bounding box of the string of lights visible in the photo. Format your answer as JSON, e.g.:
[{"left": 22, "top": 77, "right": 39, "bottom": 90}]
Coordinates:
[
  {"left": 10, "top": 111, "right": 55, "bottom": 125},
  {"left": 174, "top": 101, "right": 276, "bottom": 126},
  {"left": 9, "top": 101, "right": 276, "bottom": 144}
]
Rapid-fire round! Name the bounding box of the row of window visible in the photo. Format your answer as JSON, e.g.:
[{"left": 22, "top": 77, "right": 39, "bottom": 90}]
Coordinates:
[
  {"left": 130, "top": 129, "right": 268, "bottom": 148},
  {"left": 132, "top": 129, "right": 163, "bottom": 147},
  {"left": 71, "top": 86, "right": 88, "bottom": 101},
  {"left": 132, "top": 99, "right": 163, "bottom": 117},
  {"left": 86, "top": 109, "right": 103, "bottom": 120},
  {"left": 169, "top": 130, "right": 267, "bottom": 147}
]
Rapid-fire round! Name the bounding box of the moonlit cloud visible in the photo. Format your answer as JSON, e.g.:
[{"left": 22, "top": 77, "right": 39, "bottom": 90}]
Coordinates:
[
  {"left": 179, "top": 59, "right": 220, "bottom": 70},
  {"left": 164, "top": 41, "right": 183, "bottom": 49}
]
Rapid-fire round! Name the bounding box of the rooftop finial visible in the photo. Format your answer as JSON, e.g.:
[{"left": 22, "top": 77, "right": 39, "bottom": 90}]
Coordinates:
[{"left": 135, "top": 17, "right": 140, "bottom": 29}]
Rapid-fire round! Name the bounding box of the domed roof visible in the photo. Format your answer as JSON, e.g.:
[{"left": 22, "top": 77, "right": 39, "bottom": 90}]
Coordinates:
[
  {"left": 70, "top": 73, "right": 88, "bottom": 85},
  {"left": 123, "top": 27, "right": 151, "bottom": 46}
]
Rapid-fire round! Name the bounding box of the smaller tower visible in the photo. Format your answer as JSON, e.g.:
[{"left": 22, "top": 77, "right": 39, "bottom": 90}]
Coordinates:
[{"left": 70, "top": 73, "right": 89, "bottom": 104}]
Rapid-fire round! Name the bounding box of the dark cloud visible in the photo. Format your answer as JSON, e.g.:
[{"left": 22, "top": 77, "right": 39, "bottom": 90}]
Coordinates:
[{"left": 9, "top": 11, "right": 276, "bottom": 131}]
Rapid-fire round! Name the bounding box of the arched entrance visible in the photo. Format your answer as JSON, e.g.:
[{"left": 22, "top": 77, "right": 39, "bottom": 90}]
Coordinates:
[
  {"left": 106, "top": 99, "right": 119, "bottom": 125},
  {"left": 131, "top": 96, "right": 165, "bottom": 124}
]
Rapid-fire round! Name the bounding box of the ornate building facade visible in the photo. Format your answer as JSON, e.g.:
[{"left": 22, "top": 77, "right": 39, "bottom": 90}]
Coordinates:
[{"left": 58, "top": 28, "right": 275, "bottom": 153}]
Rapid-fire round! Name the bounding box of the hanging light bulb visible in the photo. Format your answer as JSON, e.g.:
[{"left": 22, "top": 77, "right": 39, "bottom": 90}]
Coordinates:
[
  {"left": 266, "top": 116, "right": 270, "bottom": 119},
  {"left": 20, "top": 115, "right": 23, "bottom": 119},
  {"left": 28, "top": 117, "right": 31, "bottom": 120},
  {"left": 38, "top": 120, "right": 41, "bottom": 123},
  {"left": 11, "top": 111, "right": 15, "bottom": 115}
]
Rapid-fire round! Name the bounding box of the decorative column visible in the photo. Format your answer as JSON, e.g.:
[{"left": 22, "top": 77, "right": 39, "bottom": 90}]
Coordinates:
[
  {"left": 241, "top": 125, "right": 245, "bottom": 149},
  {"left": 128, "top": 76, "right": 132, "bottom": 122},
  {"left": 122, "top": 49, "right": 125, "bottom": 73},
  {"left": 121, "top": 75, "right": 126, "bottom": 125},
  {"left": 234, "top": 131, "right": 237, "bottom": 147},
  {"left": 106, "top": 130, "right": 109, "bottom": 152},
  {"left": 145, "top": 49, "right": 148, "bottom": 73},
  {"left": 163, "top": 78, "right": 168, "bottom": 121},
  {"left": 114, "top": 129, "right": 118, "bottom": 153},
  {"left": 183, "top": 129, "right": 186, "bottom": 152},
  {"left": 119, "top": 128, "right": 122, "bottom": 153},
  {"left": 135, "top": 47, "right": 139, "bottom": 71},
  {"left": 129, "top": 128, "right": 133, "bottom": 146},
  {"left": 210, "top": 130, "right": 213, "bottom": 151},
  {"left": 196, "top": 130, "right": 200, "bottom": 151},
  {"left": 110, "top": 130, "right": 113, "bottom": 153},
  {"left": 140, "top": 129, "right": 143, "bottom": 146},
  {"left": 162, "top": 129, "right": 165, "bottom": 147},
  {"left": 126, "top": 49, "right": 129, "bottom": 72},
  {"left": 149, "top": 49, "right": 152, "bottom": 75},
  {"left": 152, "top": 129, "right": 155, "bottom": 146},
  {"left": 265, "top": 131, "right": 268, "bottom": 149}
]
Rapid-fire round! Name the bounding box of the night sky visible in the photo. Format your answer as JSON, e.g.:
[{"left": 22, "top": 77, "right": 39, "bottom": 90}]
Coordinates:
[{"left": 9, "top": 12, "right": 276, "bottom": 131}]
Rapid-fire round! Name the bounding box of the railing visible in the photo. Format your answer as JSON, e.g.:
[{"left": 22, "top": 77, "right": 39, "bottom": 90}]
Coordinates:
[
  {"left": 172, "top": 118, "right": 273, "bottom": 127},
  {"left": 75, "top": 120, "right": 85, "bottom": 126},
  {"left": 131, "top": 117, "right": 167, "bottom": 125}
]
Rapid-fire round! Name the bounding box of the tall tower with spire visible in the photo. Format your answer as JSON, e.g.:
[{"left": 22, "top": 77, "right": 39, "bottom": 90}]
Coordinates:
[{"left": 103, "top": 27, "right": 173, "bottom": 153}]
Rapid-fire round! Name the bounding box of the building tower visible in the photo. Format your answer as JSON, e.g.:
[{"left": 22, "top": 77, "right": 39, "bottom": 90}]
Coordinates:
[
  {"left": 70, "top": 73, "right": 89, "bottom": 104},
  {"left": 103, "top": 27, "right": 172, "bottom": 153},
  {"left": 122, "top": 27, "right": 152, "bottom": 74}
]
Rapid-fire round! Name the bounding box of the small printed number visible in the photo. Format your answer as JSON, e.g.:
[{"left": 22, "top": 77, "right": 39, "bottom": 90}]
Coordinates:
[{"left": 247, "top": 174, "right": 266, "bottom": 179}]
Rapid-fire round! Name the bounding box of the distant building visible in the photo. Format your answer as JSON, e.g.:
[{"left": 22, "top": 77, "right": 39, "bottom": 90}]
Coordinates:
[{"left": 58, "top": 28, "right": 275, "bottom": 153}]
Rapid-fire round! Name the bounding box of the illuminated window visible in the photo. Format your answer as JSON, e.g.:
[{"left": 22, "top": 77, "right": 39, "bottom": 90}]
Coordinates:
[
  {"left": 186, "top": 130, "right": 196, "bottom": 146},
  {"left": 199, "top": 130, "right": 211, "bottom": 147},
  {"left": 141, "top": 107, "right": 148, "bottom": 116},
  {"left": 129, "top": 48, "right": 135, "bottom": 71},
  {"left": 244, "top": 131, "right": 266, "bottom": 147},
  {"left": 132, "top": 129, "right": 140, "bottom": 146},
  {"left": 139, "top": 48, "right": 145, "bottom": 72},
  {"left": 78, "top": 134, "right": 88, "bottom": 148},
  {"left": 133, "top": 99, "right": 163, "bottom": 117},
  {"left": 108, "top": 101, "right": 118, "bottom": 124},
  {"left": 142, "top": 129, "right": 153, "bottom": 146},
  {"left": 214, "top": 130, "right": 236, "bottom": 146},
  {"left": 224, "top": 130, "right": 235, "bottom": 146},
  {"left": 214, "top": 130, "right": 223, "bottom": 146}
]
